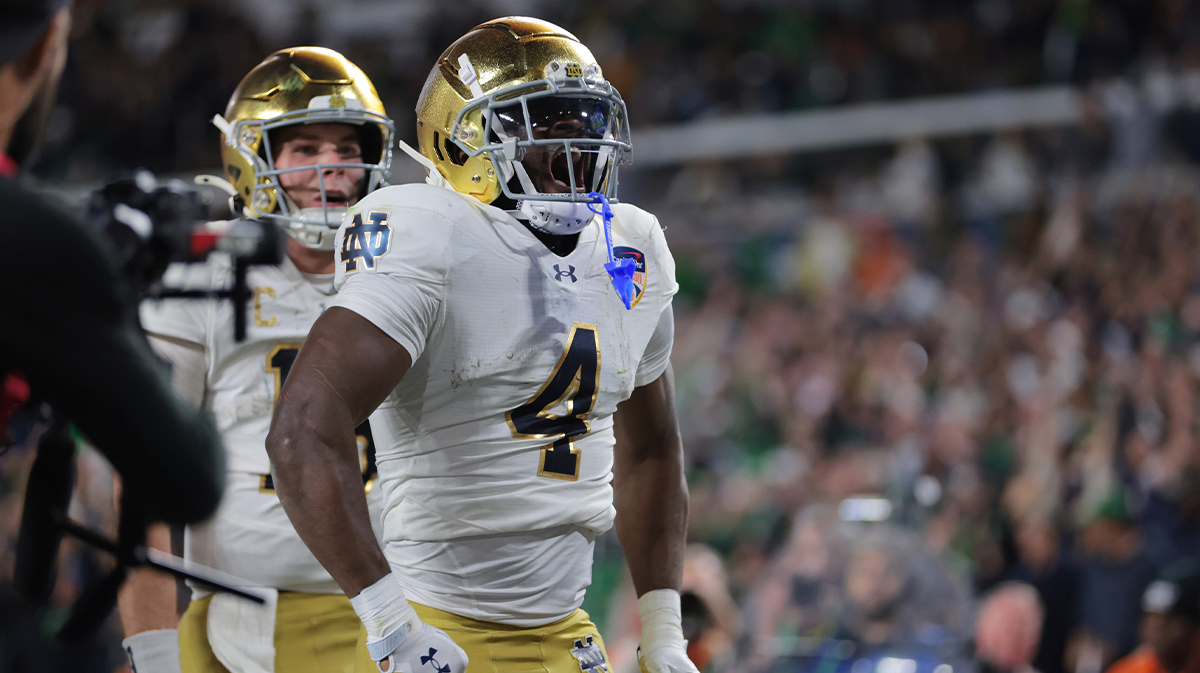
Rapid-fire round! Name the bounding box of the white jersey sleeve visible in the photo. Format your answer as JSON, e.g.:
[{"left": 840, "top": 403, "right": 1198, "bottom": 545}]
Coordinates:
[
  {"left": 635, "top": 305, "right": 675, "bottom": 387},
  {"left": 643, "top": 213, "right": 680, "bottom": 301},
  {"left": 330, "top": 185, "right": 460, "bottom": 361},
  {"left": 629, "top": 214, "right": 678, "bottom": 387}
]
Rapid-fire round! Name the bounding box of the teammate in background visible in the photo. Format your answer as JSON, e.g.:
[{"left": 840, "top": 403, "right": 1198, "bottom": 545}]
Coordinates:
[
  {"left": 267, "top": 18, "right": 698, "bottom": 673},
  {"left": 117, "top": 47, "right": 393, "bottom": 673}
]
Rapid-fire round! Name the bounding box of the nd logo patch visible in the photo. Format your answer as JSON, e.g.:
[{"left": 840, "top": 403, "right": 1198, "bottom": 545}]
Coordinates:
[
  {"left": 611, "top": 246, "right": 647, "bottom": 307},
  {"left": 341, "top": 211, "right": 391, "bottom": 272},
  {"left": 569, "top": 636, "right": 609, "bottom": 673}
]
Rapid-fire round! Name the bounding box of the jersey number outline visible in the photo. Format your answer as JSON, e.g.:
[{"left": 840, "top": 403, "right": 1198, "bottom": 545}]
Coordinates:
[
  {"left": 267, "top": 343, "right": 378, "bottom": 491},
  {"left": 506, "top": 323, "right": 600, "bottom": 481}
]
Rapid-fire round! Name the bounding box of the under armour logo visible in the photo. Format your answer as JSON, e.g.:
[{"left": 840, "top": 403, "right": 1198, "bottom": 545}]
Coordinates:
[
  {"left": 554, "top": 264, "right": 577, "bottom": 283},
  {"left": 421, "top": 647, "right": 451, "bottom": 673},
  {"left": 341, "top": 211, "right": 391, "bottom": 273}
]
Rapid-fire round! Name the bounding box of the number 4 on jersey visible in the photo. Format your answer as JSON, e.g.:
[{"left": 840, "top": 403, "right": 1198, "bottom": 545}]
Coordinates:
[{"left": 507, "top": 323, "right": 600, "bottom": 481}]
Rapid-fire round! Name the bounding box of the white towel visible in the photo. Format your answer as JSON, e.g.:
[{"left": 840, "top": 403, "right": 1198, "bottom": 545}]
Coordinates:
[{"left": 207, "top": 588, "right": 279, "bottom": 673}]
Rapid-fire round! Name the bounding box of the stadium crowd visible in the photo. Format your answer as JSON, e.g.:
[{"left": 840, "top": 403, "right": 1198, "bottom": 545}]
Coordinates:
[
  {"left": 28, "top": 0, "right": 1200, "bottom": 180},
  {"left": 6, "top": 1, "right": 1200, "bottom": 672}
]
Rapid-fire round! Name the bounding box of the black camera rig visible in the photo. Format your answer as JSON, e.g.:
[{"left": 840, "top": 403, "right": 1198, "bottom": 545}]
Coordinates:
[
  {"left": 14, "top": 172, "right": 288, "bottom": 641},
  {"left": 91, "top": 171, "right": 285, "bottom": 341}
]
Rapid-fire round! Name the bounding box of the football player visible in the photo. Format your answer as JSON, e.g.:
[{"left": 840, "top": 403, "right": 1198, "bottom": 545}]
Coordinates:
[
  {"left": 265, "top": 18, "right": 698, "bottom": 673},
  {"left": 117, "top": 47, "right": 393, "bottom": 673}
]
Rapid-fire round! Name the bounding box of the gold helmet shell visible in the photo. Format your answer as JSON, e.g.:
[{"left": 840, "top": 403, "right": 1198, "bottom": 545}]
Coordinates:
[
  {"left": 415, "top": 17, "right": 630, "bottom": 206},
  {"left": 217, "top": 47, "right": 394, "bottom": 247}
]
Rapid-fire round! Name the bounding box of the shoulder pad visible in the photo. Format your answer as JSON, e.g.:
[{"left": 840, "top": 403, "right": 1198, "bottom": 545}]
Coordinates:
[
  {"left": 352, "top": 183, "right": 489, "bottom": 224},
  {"left": 608, "top": 202, "right": 661, "bottom": 244}
]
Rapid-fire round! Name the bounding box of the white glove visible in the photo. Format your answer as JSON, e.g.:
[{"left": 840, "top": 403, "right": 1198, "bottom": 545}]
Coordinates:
[
  {"left": 638, "top": 645, "right": 700, "bottom": 673},
  {"left": 376, "top": 621, "right": 468, "bottom": 673},
  {"left": 122, "top": 629, "right": 182, "bottom": 673},
  {"left": 350, "top": 573, "right": 468, "bottom": 673},
  {"left": 637, "top": 589, "right": 701, "bottom": 673}
]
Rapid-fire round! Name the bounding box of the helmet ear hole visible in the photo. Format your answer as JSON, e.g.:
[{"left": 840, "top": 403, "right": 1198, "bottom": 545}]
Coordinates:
[
  {"left": 433, "top": 132, "right": 446, "bottom": 161},
  {"left": 443, "top": 135, "right": 469, "bottom": 167},
  {"left": 358, "top": 125, "right": 384, "bottom": 166}
]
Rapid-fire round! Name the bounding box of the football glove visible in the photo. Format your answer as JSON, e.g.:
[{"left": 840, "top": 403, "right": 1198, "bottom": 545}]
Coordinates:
[
  {"left": 350, "top": 573, "right": 468, "bottom": 673},
  {"left": 637, "top": 589, "right": 701, "bottom": 673},
  {"left": 375, "top": 621, "right": 468, "bottom": 673}
]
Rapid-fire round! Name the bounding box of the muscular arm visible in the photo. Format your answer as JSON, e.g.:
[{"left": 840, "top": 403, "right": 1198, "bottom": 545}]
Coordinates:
[
  {"left": 612, "top": 364, "right": 689, "bottom": 596},
  {"left": 265, "top": 307, "right": 411, "bottom": 597}
]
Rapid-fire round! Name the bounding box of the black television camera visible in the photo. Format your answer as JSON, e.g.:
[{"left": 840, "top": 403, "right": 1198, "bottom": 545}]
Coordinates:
[
  {"left": 14, "top": 172, "right": 284, "bottom": 641},
  {"left": 91, "top": 171, "right": 285, "bottom": 340}
]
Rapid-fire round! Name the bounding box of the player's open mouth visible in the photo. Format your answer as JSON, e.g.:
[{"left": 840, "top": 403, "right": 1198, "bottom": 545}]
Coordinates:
[
  {"left": 324, "top": 191, "right": 349, "bottom": 206},
  {"left": 548, "top": 146, "right": 585, "bottom": 193}
]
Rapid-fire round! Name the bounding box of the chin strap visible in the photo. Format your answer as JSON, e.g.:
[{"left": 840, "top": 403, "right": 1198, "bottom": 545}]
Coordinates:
[
  {"left": 195, "top": 175, "right": 247, "bottom": 219},
  {"left": 397, "top": 140, "right": 452, "bottom": 190},
  {"left": 587, "top": 192, "right": 636, "bottom": 310}
]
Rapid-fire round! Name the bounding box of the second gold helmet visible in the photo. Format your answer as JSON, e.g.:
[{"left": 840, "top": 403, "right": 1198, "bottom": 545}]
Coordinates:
[{"left": 215, "top": 46, "right": 394, "bottom": 250}]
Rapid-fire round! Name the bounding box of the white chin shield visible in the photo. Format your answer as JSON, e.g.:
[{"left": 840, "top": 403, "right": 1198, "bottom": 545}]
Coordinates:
[
  {"left": 281, "top": 207, "right": 347, "bottom": 251},
  {"left": 518, "top": 199, "right": 596, "bottom": 235}
]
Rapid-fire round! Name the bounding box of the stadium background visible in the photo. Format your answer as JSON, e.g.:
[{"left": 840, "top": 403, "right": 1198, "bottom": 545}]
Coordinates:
[{"left": 4, "top": 0, "right": 1200, "bottom": 671}]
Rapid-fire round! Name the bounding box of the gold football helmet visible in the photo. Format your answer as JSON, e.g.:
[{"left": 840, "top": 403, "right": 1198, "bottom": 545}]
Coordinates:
[
  {"left": 414, "top": 17, "right": 631, "bottom": 235},
  {"left": 212, "top": 46, "right": 394, "bottom": 250}
]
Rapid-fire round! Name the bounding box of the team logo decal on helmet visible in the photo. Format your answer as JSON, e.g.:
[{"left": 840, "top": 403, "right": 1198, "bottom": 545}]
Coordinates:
[
  {"left": 413, "top": 17, "right": 632, "bottom": 236},
  {"left": 209, "top": 47, "right": 395, "bottom": 251}
]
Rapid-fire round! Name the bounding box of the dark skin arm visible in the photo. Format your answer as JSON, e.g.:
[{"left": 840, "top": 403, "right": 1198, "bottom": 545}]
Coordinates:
[
  {"left": 265, "top": 307, "right": 412, "bottom": 597},
  {"left": 613, "top": 364, "right": 689, "bottom": 596},
  {"left": 269, "top": 306, "right": 689, "bottom": 599}
]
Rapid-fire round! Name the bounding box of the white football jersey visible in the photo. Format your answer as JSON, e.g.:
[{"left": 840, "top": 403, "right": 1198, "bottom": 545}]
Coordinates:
[
  {"left": 141, "top": 238, "right": 382, "bottom": 592},
  {"left": 331, "top": 184, "right": 677, "bottom": 623}
]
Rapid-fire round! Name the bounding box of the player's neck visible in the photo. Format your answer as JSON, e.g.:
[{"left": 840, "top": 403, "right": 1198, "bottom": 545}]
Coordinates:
[
  {"left": 286, "top": 238, "right": 335, "bottom": 275},
  {"left": 521, "top": 221, "right": 579, "bottom": 257},
  {"left": 493, "top": 192, "right": 580, "bottom": 257}
]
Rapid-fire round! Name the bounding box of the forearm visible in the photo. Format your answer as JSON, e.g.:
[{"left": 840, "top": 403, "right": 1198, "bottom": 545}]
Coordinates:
[
  {"left": 117, "top": 524, "right": 179, "bottom": 634},
  {"left": 614, "top": 447, "right": 689, "bottom": 596},
  {"left": 266, "top": 397, "right": 389, "bottom": 597},
  {"left": 613, "top": 395, "right": 698, "bottom": 673}
]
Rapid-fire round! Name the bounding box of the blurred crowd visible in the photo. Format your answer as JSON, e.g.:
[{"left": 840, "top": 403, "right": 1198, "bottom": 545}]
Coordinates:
[
  {"left": 611, "top": 33, "right": 1200, "bottom": 673},
  {"left": 28, "top": 0, "right": 1200, "bottom": 181},
  {"left": 8, "top": 1, "right": 1200, "bottom": 672}
]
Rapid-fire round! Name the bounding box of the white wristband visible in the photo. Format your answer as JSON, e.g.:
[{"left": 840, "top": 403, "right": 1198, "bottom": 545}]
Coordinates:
[
  {"left": 638, "top": 588, "right": 686, "bottom": 651},
  {"left": 349, "top": 573, "right": 420, "bottom": 661},
  {"left": 123, "top": 629, "right": 181, "bottom": 673}
]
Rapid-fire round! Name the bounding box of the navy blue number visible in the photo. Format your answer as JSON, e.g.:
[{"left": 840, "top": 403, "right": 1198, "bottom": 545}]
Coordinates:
[{"left": 506, "top": 323, "right": 600, "bottom": 481}]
